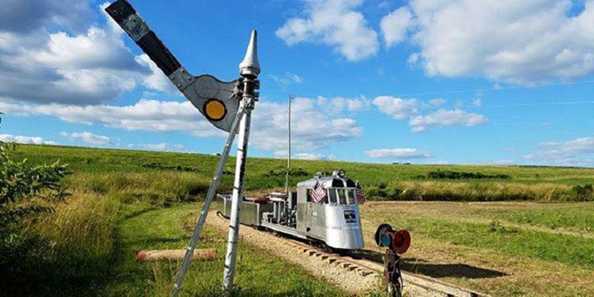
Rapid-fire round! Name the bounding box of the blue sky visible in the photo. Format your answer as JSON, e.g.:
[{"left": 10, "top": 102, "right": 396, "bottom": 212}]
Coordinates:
[{"left": 1, "top": 0, "right": 594, "bottom": 166}]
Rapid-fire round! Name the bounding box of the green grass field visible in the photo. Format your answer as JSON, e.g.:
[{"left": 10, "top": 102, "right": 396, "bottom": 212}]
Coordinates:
[
  {"left": 361, "top": 202, "right": 594, "bottom": 296},
  {"left": 12, "top": 144, "right": 594, "bottom": 204},
  {"left": 2, "top": 144, "right": 594, "bottom": 297}
]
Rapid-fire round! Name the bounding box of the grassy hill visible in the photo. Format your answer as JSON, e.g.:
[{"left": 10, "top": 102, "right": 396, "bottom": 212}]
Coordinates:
[
  {"left": 14, "top": 144, "right": 594, "bottom": 204},
  {"left": 2, "top": 144, "right": 594, "bottom": 297}
]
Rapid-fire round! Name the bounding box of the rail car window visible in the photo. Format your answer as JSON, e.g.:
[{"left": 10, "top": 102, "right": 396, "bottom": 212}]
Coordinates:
[
  {"left": 328, "top": 189, "right": 338, "bottom": 204},
  {"left": 337, "top": 189, "right": 347, "bottom": 204},
  {"left": 345, "top": 189, "right": 357, "bottom": 204}
]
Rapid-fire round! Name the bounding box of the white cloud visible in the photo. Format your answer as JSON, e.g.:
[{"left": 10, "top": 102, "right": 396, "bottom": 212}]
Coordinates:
[
  {"left": 384, "top": 0, "right": 594, "bottom": 85},
  {"left": 373, "top": 95, "right": 486, "bottom": 131},
  {"left": 493, "top": 160, "right": 514, "bottom": 165},
  {"left": 295, "top": 153, "right": 324, "bottom": 160},
  {"left": 0, "top": 134, "right": 56, "bottom": 145},
  {"left": 1, "top": 95, "right": 362, "bottom": 155},
  {"left": 252, "top": 97, "right": 362, "bottom": 154},
  {"left": 268, "top": 72, "right": 304, "bottom": 87},
  {"left": 0, "top": 98, "right": 222, "bottom": 138},
  {"left": 0, "top": 0, "right": 93, "bottom": 34},
  {"left": 135, "top": 54, "right": 178, "bottom": 94},
  {"left": 380, "top": 7, "right": 413, "bottom": 47},
  {"left": 276, "top": 0, "right": 379, "bottom": 61},
  {"left": 372, "top": 96, "right": 418, "bottom": 119},
  {"left": 0, "top": 3, "right": 174, "bottom": 105},
  {"left": 273, "top": 151, "right": 336, "bottom": 161},
  {"left": 524, "top": 136, "right": 594, "bottom": 166},
  {"left": 0, "top": 27, "right": 145, "bottom": 105},
  {"left": 366, "top": 148, "right": 431, "bottom": 159},
  {"left": 317, "top": 96, "right": 369, "bottom": 113},
  {"left": 61, "top": 131, "right": 110, "bottom": 146},
  {"left": 134, "top": 143, "right": 187, "bottom": 152},
  {"left": 429, "top": 98, "right": 446, "bottom": 107},
  {"left": 409, "top": 109, "right": 487, "bottom": 132}
]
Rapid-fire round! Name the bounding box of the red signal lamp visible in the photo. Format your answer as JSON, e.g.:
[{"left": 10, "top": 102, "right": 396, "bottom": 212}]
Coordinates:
[{"left": 374, "top": 223, "right": 411, "bottom": 254}]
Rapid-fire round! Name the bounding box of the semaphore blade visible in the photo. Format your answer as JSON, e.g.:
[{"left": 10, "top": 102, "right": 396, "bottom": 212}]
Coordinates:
[
  {"left": 105, "top": 0, "right": 181, "bottom": 76},
  {"left": 104, "top": 0, "right": 244, "bottom": 134}
]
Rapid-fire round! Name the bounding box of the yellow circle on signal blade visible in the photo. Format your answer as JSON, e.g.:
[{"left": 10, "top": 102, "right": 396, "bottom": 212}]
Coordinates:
[{"left": 204, "top": 99, "right": 226, "bottom": 121}]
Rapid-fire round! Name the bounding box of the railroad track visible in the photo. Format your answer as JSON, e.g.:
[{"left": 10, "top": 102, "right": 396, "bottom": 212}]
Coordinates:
[
  {"left": 210, "top": 211, "right": 488, "bottom": 297},
  {"left": 283, "top": 238, "right": 488, "bottom": 297}
]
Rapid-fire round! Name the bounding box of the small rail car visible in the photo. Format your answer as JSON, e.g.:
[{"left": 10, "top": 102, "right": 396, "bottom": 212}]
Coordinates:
[{"left": 219, "top": 170, "right": 365, "bottom": 250}]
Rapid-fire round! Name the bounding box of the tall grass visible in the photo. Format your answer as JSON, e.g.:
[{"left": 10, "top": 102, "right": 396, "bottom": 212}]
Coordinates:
[
  {"left": 33, "top": 193, "right": 120, "bottom": 278},
  {"left": 1, "top": 193, "right": 120, "bottom": 296},
  {"left": 70, "top": 172, "right": 212, "bottom": 206},
  {"left": 365, "top": 180, "right": 590, "bottom": 202},
  {"left": 14, "top": 144, "right": 594, "bottom": 202}
]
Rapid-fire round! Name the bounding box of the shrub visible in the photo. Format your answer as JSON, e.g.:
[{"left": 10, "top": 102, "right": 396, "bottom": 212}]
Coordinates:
[
  {"left": 141, "top": 162, "right": 199, "bottom": 172},
  {"left": 427, "top": 170, "right": 511, "bottom": 180},
  {"left": 0, "top": 143, "right": 70, "bottom": 231},
  {"left": 264, "top": 167, "right": 309, "bottom": 178},
  {"left": 574, "top": 184, "right": 593, "bottom": 201}
]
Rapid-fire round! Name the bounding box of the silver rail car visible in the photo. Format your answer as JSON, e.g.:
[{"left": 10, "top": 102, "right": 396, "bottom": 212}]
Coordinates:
[{"left": 220, "top": 170, "right": 365, "bottom": 250}]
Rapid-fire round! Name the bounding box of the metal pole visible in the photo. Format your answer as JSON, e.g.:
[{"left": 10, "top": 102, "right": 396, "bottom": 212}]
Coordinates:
[
  {"left": 222, "top": 97, "right": 253, "bottom": 292},
  {"left": 222, "top": 29, "right": 260, "bottom": 293},
  {"left": 285, "top": 95, "right": 292, "bottom": 194},
  {"left": 171, "top": 103, "right": 247, "bottom": 297}
]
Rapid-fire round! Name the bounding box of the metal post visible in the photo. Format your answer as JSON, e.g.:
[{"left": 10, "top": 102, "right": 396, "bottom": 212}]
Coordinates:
[
  {"left": 285, "top": 95, "right": 292, "bottom": 194},
  {"left": 222, "top": 29, "right": 260, "bottom": 293},
  {"left": 171, "top": 103, "right": 248, "bottom": 297},
  {"left": 222, "top": 99, "right": 252, "bottom": 292}
]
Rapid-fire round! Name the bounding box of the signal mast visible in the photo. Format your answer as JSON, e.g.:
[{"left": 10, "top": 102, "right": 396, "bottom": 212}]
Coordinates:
[{"left": 104, "top": 1, "right": 260, "bottom": 295}]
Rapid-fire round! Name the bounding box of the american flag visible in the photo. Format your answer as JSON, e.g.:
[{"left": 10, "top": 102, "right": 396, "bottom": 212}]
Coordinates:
[
  {"left": 356, "top": 189, "right": 366, "bottom": 204},
  {"left": 311, "top": 182, "right": 326, "bottom": 203}
]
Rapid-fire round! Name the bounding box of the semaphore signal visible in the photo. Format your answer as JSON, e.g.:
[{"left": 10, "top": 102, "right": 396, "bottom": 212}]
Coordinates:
[{"left": 104, "top": 0, "right": 261, "bottom": 295}]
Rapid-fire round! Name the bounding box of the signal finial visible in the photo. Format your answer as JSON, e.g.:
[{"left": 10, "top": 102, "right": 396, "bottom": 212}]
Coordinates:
[{"left": 239, "top": 30, "right": 260, "bottom": 77}]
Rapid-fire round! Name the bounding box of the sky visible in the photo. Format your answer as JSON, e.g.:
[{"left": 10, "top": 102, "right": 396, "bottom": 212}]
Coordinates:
[{"left": 0, "top": 0, "right": 594, "bottom": 167}]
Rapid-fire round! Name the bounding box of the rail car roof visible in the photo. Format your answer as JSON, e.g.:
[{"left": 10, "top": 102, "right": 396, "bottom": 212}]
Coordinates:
[{"left": 297, "top": 170, "right": 357, "bottom": 189}]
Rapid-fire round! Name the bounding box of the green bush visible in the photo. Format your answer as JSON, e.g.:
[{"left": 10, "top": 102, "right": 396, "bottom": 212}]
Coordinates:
[
  {"left": 264, "top": 167, "right": 310, "bottom": 178},
  {"left": 574, "top": 184, "right": 593, "bottom": 201},
  {"left": 141, "top": 162, "right": 199, "bottom": 172},
  {"left": 0, "top": 143, "right": 70, "bottom": 231},
  {"left": 427, "top": 170, "right": 511, "bottom": 180}
]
